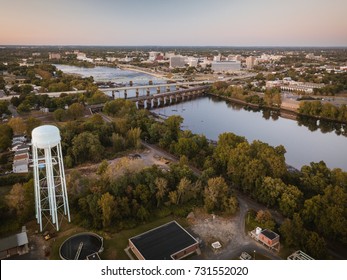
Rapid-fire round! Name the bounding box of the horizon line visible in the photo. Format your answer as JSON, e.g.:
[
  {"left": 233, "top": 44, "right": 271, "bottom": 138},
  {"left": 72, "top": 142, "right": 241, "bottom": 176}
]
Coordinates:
[{"left": 1, "top": 44, "right": 347, "bottom": 49}]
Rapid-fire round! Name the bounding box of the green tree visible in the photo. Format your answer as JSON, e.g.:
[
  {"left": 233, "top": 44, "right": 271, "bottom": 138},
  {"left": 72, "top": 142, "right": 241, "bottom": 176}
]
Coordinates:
[
  {"left": 278, "top": 185, "right": 303, "bottom": 217},
  {"left": 126, "top": 127, "right": 141, "bottom": 149},
  {"left": 53, "top": 108, "right": 67, "bottom": 122},
  {"left": 72, "top": 131, "right": 104, "bottom": 164},
  {"left": 111, "top": 133, "right": 125, "bottom": 152},
  {"left": 0, "top": 124, "right": 13, "bottom": 152},
  {"left": 97, "top": 160, "right": 109, "bottom": 175},
  {"left": 8, "top": 117, "right": 26, "bottom": 135},
  {"left": 25, "top": 117, "right": 42, "bottom": 135},
  {"left": 6, "top": 180, "right": 34, "bottom": 222},
  {"left": 256, "top": 177, "right": 285, "bottom": 207},
  {"left": 154, "top": 177, "right": 168, "bottom": 208},
  {"left": 98, "top": 192, "right": 116, "bottom": 228},
  {"left": 67, "top": 103, "right": 84, "bottom": 120},
  {"left": 204, "top": 176, "right": 230, "bottom": 212},
  {"left": 255, "top": 210, "right": 276, "bottom": 230}
]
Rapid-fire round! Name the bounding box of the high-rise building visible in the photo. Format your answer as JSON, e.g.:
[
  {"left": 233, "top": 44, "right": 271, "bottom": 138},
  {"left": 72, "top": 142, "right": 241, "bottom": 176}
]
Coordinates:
[
  {"left": 246, "top": 56, "right": 256, "bottom": 69},
  {"left": 170, "top": 55, "right": 187, "bottom": 68}
]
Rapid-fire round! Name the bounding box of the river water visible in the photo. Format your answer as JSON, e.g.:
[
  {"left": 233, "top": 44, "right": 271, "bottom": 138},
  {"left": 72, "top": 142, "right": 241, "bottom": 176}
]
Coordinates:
[{"left": 55, "top": 65, "right": 347, "bottom": 171}]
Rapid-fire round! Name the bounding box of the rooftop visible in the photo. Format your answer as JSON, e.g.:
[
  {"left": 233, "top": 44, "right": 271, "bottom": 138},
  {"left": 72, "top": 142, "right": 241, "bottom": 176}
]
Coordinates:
[
  {"left": 0, "top": 232, "right": 28, "bottom": 252},
  {"left": 261, "top": 229, "right": 279, "bottom": 240},
  {"left": 129, "top": 220, "right": 198, "bottom": 260}
]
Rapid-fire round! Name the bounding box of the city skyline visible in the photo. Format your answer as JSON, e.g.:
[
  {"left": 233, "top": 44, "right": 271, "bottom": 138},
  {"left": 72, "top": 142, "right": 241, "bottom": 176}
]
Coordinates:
[{"left": 0, "top": 0, "right": 347, "bottom": 47}]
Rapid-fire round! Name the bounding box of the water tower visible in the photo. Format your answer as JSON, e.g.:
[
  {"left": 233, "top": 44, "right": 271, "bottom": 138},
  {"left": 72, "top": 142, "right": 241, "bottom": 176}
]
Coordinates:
[{"left": 32, "top": 125, "right": 70, "bottom": 231}]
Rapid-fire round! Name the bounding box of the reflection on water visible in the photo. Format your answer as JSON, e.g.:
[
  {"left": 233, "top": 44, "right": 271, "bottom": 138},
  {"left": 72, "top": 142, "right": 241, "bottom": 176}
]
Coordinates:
[{"left": 152, "top": 96, "right": 347, "bottom": 171}]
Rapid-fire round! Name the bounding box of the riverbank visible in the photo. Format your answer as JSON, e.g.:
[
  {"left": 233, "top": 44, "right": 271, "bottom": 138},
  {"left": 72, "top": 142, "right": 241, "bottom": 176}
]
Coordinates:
[
  {"left": 118, "top": 65, "right": 168, "bottom": 79},
  {"left": 208, "top": 92, "right": 347, "bottom": 125}
]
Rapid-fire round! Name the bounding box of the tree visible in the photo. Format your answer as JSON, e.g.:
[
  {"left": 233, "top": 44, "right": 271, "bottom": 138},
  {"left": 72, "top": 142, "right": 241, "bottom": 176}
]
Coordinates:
[
  {"left": 6, "top": 180, "right": 34, "bottom": 222},
  {"left": 98, "top": 192, "right": 116, "bottom": 228},
  {"left": 255, "top": 210, "right": 276, "bottom": 230},
  {"left": 300, "top": 161, "right": 331, "bottom": 195},
  {"left": 154, "top": 177, "right": 168, "bottom": 208},
  {"left": 256, "top": 177, "right": 285, "bottom": 207},
  {"left": 53, "top": 108, "right": 67, "bottom": 122},
  {"left": 176, "top": 177, "right": 192, "bottom": 205},
  {"left": 204, "top": 176, "right": 232, "bottom": 213},
  {"left": 126, "top": 127, "right": 141, "bottom": 149},
  {"left": 0, "top": 124, "right": 13, "bottom": 152},
  {"left": 67, "top": 103, "right": 84, "bottom": 120},
  {"left": 8, "top": 117, "right": 26, "bottom": 135},
  {"left": 278, "top": 184, "right": 303, "bottom": 217},
  {"left": 25, "top": 117, "right": 42, "bottom": 135},
  {"left": 97, "top": 160, "right": 109, "bottom": 175},
  {"left": 72, "top": 131, "right": 104, "bottom": 164},
  {"left": 111, "top": 133, "right": 125, "bottom": 152}
]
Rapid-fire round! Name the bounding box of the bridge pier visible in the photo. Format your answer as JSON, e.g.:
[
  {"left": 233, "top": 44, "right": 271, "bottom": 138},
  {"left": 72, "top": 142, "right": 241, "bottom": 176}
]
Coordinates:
[
  {"left": 124, "top": 89, "right": 127, "bottom": 99},
  {"left": 157, "top": 86, "right": 160, "bottom": 94},
  {"left": 146, "top": 88, "right": 150, "bottom": 96}
]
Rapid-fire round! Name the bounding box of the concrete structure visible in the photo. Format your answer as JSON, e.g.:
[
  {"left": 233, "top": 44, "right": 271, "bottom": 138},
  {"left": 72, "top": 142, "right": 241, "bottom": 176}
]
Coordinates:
[
  {"left": 0, "top": 232, "right": 29, "bottom": 259},
  {"left": 32, "top": 125, "right": 70, "bottom": 232},
  {"left": 287, "top": 250, "right": 314, "bottom": 260},
  {"left": 246, "top": 56, "right": 256, "bottom": 69},
  {"left": 129, "top": 221, "right": 199, "bottom": 260},
  {"left": 211, "top": 61, "right": 241, "bottom": 72}
]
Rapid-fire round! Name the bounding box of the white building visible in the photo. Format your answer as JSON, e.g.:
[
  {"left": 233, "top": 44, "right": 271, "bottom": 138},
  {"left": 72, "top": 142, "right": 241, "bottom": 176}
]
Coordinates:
[
  {"left": 170, "top": 55, "right": 187, "bottom": 68},
  {"left": 49, "top": 53, "right": 61, "bottom": 60},
  {"left": 211, "top": 61, "right": 241, "bottom": 72},
  {"left": 246, "top": 56, "right": 256, "bottom": 69},
  {"left": 186, "top": 57, "right": 198, "bottom": 67},
  {"left": 148, "top": 51, "right": 160, "bottom": 61}
]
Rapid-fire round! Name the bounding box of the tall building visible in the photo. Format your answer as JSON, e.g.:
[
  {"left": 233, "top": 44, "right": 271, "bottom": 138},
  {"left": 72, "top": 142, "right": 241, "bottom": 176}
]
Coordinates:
[
  {"left": 170, "top": 55, "right": 187, "bottom": 68},
  {"left": 246, "top": 56, "right": 256, "bottom": 69}
]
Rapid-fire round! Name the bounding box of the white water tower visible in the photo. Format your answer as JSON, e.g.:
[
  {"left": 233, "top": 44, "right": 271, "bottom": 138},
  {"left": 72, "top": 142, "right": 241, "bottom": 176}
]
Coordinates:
[{"left": 32, "top": 125, "right": 70, "bottom": 231}]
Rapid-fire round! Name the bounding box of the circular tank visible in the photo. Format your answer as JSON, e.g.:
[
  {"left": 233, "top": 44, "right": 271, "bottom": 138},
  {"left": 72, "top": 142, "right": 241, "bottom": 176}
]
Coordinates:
[
  {"left": 59, "top": 232, "right": 103, "bottom": 260},
  {"left": 32, "top": 125, "right": 61, "bottom": 149}
]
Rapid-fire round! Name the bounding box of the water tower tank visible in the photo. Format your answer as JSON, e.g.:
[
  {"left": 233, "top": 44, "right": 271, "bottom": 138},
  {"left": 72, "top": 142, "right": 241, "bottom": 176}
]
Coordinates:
[
  {"left": 32, "top": 125, "right": 60, "bottom": 149},
  {"left": 32, "top": 125, "right": 70, "bottom": 231}
]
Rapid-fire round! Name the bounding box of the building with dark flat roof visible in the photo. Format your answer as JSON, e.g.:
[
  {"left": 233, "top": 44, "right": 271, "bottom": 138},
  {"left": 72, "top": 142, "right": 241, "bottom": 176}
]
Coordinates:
[{"left": 129, "top": 221, "right": 199, "bottom": 260}]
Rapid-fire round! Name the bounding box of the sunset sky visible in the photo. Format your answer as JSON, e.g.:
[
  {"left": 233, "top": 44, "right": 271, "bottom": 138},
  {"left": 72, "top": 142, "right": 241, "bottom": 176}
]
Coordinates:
[{"left": 1, "top": 0, "right": 346, "bottom": 46}]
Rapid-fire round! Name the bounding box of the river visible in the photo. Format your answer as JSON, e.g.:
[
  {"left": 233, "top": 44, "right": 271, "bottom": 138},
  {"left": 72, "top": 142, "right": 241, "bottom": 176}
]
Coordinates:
[{"left": 55, "top": 65, "right": 347, "bottom": 171}]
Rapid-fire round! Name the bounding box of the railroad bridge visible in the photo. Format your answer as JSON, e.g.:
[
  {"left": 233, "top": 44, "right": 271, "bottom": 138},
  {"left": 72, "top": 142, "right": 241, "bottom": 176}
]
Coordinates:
[{"left": 129, "top": 85, "right": 211, "bottom": 109}]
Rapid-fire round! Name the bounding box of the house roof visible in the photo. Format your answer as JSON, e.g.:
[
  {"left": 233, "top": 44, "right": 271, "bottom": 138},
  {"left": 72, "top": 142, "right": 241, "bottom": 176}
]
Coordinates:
[
  {"left": 0, "top": 232, "right": 28, "bottom": 252},
  {"left": 261, "top": 229, "right": 279, "bottom": 240},
  {"left": 129, "top": 221, "right": 198, "bottom": 260}
]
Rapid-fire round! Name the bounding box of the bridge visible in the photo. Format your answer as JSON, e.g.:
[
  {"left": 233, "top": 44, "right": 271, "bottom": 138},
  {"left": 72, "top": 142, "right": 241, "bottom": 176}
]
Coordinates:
[
  {"left": 130, "top": 85, "right": 211, "bottom": 109},
  {"left": 99, "top": 81, "right": 212, "bottom": 99}
]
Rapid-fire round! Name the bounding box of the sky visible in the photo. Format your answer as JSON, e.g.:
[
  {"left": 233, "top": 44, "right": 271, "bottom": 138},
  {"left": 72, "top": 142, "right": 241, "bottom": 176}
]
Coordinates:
[{"left": 0, "top": 0, "right": 346, "bottom": 46}]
